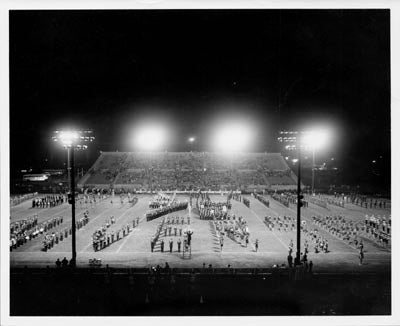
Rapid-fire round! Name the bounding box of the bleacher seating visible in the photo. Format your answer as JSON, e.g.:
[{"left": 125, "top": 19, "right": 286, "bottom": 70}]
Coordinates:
[{"left": 81, "top": 152, "right": 296, "bottom": 191}]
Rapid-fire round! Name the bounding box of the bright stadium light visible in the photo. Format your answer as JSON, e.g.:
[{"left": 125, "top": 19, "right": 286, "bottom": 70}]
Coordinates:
[
  {"left": 302, "top": 129, "right": 331, "bottom": 150},
  {"left": 213, "top": 122, "right": 253, "bottom": 152},
  {"left": 54, "top": 131, "right": 79, "bottom": 146},
  {"left": 134, "top": 124, "right": 167, "bottom": 151}
]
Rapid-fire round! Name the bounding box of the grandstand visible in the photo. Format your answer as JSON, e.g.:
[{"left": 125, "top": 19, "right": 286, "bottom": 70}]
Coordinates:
[{"left": 78, "top": 152, "right": 297, "bottom": 191}]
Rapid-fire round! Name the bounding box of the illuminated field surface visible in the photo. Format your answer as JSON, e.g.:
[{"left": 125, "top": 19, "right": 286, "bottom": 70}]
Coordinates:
[{"left": 10, "top": 194, "right": 391, "bottom": 272}]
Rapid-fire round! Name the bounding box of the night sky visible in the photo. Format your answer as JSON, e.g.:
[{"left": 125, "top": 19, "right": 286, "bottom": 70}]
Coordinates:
[{"left": 9, "top": 10, "right": 391, "bottom": 187}]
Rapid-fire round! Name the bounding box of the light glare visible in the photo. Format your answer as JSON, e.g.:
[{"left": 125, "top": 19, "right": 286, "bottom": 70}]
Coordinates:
[
  {"left": 58, "top": 131, "right": 79, "bottom": 146},
  {"left": 134, "top": 125, "right": 166, "bottom": 151},
  {"left": 302, "top": 129, "right": 331, "bottom": 149},
  {"left": 213, "top": 122, "right": 253, "bottom": 152}
]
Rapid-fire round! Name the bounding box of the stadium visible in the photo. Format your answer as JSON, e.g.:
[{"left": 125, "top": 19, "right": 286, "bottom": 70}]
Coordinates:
[
  {"left": 5, "top": 8, "right": 394, "bottom": 319},
  {"left": 9, "top": 149, "right": 391, "bottom": 315}
]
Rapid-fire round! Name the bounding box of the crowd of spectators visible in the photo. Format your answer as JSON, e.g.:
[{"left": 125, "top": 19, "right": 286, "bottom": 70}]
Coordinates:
[{"left": 83, "top": 152, "right": 296, "bottom": 191}]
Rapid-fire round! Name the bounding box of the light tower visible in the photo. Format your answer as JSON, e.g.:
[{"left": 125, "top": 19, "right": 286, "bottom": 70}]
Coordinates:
[
  {"left": 188, "top": 137, "right": 195, "bottom": 152},
  {"left": 278, "top": 131, "right": 304, "bottom": 265},
  {"left": 52, "top": 130, "right": 95, "bottom": 267},
  {"left": 278, "top": 128, "right": 332, "bottom": 265}
]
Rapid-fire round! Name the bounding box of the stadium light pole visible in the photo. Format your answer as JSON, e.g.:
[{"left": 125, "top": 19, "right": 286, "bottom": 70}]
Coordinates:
[
  {"left": 312, "top": 146, "right": 315, "bottom": 194},
  {"left": 52, "top": 130, "right": 95, "bottom": 267},
  {"left": 188, "top": 137, "right": 195, "bottom": 152},
  {"left": 278, "top": 129, "right": 332, "bottom": 265},
  {"left": 278, "top": 131, "right": 306, "bottom": 266}
]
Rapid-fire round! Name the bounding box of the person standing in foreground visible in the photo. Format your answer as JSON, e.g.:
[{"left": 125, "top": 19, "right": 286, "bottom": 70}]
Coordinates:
[{"left": 359, "top": 250, "right": 364, "bottom": 265}]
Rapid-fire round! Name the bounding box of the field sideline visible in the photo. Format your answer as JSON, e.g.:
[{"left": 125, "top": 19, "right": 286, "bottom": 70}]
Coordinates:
[{"left": 10, "top": 194, "right": 391, "bottom": 272}]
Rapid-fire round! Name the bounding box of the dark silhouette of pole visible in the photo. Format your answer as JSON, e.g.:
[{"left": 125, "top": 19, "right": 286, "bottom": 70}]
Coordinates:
[
  {"left": 312, "top": 147, "right": 315, "bottom": 193},
  {"left": 295, "top": 145, "right": 301, "bottom": 265},
  {"left": 69, "top": 147, "right": 77, "bottom": 267}
]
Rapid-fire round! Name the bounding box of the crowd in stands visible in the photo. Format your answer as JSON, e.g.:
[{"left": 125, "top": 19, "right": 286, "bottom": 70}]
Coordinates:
[
  {"left": 83, "top": 151, "right": 296, "bottom": 191},
  {"left": 32, "top": 195, "right": 66, "bottom": 208},
  {"left": 146, "top": 201, "right": 188, "bottom": 222}
]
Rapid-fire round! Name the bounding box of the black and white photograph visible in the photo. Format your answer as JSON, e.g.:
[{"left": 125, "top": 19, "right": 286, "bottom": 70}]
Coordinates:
[{"left": 1, "top": 1, "right": 399, "bottom": 324}]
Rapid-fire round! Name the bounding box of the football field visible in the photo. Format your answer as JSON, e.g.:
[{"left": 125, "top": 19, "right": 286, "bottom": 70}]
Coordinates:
[{"left": 10, "top": 194, "right": 391, "bottom": 272}]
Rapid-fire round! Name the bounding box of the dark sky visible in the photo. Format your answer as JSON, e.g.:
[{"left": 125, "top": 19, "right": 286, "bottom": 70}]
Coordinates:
[{"left": 9, "top": 10, "right": 391, "bottom": 186}]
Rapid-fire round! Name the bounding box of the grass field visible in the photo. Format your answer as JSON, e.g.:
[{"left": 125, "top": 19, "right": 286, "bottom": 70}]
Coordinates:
[{"left": 10, "top": 194, "right": 391, "bottom": 272}]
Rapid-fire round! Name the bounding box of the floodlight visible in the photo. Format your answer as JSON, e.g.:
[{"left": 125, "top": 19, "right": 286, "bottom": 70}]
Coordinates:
[
  {"left": 134, "top": 124, "right": 167, "bottom": 151},
  {"left": 302, "top": 129, "right": 331, "bottom": 150},
  {"left": 53, "top": 130, "right": 95, "bottom": 148},
  {"left": 213, "top": 122, "right": 253, "bottom": 152},
  {"left": 188, "top": 137, "right": 195, "bottom": 143}
]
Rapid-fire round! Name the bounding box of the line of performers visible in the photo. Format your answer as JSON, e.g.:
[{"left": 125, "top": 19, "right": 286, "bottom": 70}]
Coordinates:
[
  {"left": 92, "top": 216, "right": 140, "bottom": 251},
  {"left": 42, "top": 212, "right": 89, "bottom": 251},
  {"left": 32, "top": 195, "right": 66, "bottom": 208}
]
